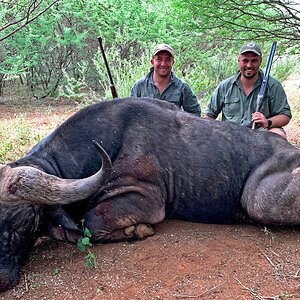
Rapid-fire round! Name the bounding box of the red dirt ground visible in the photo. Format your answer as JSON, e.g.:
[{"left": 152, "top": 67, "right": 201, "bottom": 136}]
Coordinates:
[
  {"left": 3, "top": 222, "right": 300, "bottom": 300},
  {"left": 0, "top": 77, "right": 300, "bottom": 300}
]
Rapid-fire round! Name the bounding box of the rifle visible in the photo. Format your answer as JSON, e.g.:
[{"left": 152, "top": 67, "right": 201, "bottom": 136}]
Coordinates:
[
  {"left": 252, "top": 41, "right": 277, "bottom": 129},
  {"left": 98, "top": 37, "right": 118, "bottom": 99}
]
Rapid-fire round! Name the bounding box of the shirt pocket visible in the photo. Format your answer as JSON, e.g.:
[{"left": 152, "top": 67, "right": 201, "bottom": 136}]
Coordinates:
[
  {"left": 224, "top": 97, "right": 241, "bottom": 117},
  {"left": 164, "top": 91, "right": 181, "bottom": 106}
]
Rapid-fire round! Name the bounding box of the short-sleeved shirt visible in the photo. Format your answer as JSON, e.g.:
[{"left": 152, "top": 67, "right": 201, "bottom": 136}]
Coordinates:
[
  {"left": 130, "top": 68, "right": 201, "bottom": 116},
  {"left": 204, "top": 70, "right": 292, "bottom": 127}
]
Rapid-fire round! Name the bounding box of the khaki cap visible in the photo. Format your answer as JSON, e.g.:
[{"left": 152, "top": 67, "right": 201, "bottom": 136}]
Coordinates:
[
  {"left": 152, "top": 44, "right": 174, "bottom": 57},
  {"left": 239, "top": 42, "right": 262, "bottom": 56}
]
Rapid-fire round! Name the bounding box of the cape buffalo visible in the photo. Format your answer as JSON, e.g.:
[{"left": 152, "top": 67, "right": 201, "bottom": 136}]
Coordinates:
[{"left": 0, "top": 97, "right": 299, "bottom": 292}]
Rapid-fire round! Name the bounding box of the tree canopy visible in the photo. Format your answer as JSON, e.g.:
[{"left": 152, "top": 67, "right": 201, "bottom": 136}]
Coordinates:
[
  {"left": 173, "top": 0, "right": 300, "bottom": 53},
  {"left": 0, "top": 0, "right": 299, "bottom": 100}
]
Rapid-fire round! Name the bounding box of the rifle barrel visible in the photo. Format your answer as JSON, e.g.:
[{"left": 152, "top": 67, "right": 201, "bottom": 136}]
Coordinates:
[
  {"left": 255, "top": 41, "right": 277, "bottom": 112},
  {"left": 98, "top": 37, "right": 118, "bottom": 98}
]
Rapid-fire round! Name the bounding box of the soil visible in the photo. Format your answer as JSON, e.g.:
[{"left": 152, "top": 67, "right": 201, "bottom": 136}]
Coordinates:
[{"left": 1, "top": 76, "right": 300, "bottom": 300}]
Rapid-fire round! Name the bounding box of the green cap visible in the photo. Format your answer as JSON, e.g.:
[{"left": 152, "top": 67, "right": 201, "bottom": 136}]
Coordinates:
[{"left": 239, "top": 42, "right": 262, "bottom": 56}]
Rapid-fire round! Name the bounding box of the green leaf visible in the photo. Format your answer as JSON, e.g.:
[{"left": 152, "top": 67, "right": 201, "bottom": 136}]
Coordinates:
[
  {"left": 85, "top": 251, "right": 97, "bottom": 268},
  {"left": 84, "top": 227, "right": 92, "bottom": 238},
  {"left": 76, "top": 239, "right": 86, "bottom": 252},
  {"left": 81, "top": 237, "right": 92, "bottom": 246}
]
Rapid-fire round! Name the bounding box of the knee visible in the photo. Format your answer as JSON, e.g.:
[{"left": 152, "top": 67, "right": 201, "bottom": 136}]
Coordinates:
[{"left": 268, "top": 127, "right": 287, "bottom": 139}]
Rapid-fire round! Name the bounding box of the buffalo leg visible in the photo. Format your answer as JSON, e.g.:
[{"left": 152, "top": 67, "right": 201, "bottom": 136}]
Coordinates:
[
  {"left": 83, "top": 192, "right": 165, "bottom": 243},
  {"left": 241, "top": 161, "right": 300, "bottom": 225}
]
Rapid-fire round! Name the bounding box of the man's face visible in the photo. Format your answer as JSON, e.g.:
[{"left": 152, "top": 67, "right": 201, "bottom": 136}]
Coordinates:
[
  {"left": 151, "top": 51, "right": 174, "bottom": 78},
  {"left": 238, "top": 52, "right": 262, "bottom": 79}
]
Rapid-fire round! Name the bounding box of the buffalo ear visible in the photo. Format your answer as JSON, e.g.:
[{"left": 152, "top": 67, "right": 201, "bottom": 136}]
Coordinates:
[{"left": 46, "top": 206, "right": 83, "bottom": 243}]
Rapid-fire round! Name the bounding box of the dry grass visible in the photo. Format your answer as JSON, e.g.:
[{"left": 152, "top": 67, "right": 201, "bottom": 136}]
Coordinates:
[
  {"left": 283, "top": 74, "right": 300, "bottom": 120},
  {"left": 0, "top": 98, "right": 79, "bottom": 163}
]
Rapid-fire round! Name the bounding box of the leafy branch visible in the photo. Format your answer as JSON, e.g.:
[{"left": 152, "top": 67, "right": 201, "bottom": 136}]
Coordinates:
[
  {"left": 77, "top": 222, "right": 97, "bottom": 268},
  {"left": 0, "top": 0, "right": 60, "bottom": 42}
]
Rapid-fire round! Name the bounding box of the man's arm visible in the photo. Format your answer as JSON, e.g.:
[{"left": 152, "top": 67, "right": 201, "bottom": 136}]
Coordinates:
[
  {"left": 252, "top": 112, "right": 291, "bottom": 128},
  {"left": 203, "top": 84, "right": 224, "bottom": 120},
  {"left": 253, "top": 77, "right": 292, "bottom": 129},
  {"left": 269, "top": 114, "right": 291, "bottom": 128},
  {"left": 130, "top": 82, "right": 139, "bottom": 97},
  {"left": 182, "top": 84, "right": 201, "bottom": 116}
]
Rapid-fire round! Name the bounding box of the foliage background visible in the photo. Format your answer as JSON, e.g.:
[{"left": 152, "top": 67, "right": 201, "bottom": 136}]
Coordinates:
[{"left": 0, "top": 0, "right": 300, "bottom": 108}]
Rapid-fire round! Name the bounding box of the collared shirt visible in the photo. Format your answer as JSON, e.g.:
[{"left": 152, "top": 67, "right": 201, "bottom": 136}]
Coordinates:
[
  {"left": 204, "top": 70, "right": 292, "bottom": 127},
  {"left": 130, "top": 68, "right": 201, "bottom": 116}
]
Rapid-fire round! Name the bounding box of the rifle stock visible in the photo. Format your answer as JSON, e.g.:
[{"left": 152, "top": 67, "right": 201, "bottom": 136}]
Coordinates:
[
  {"left": 109, "top": 84, "right": 118, "bottom": 99},
  {"left": 252, "top": 41, "right": 277, "bottom": 129},
  {"left": 98, "top": 37, "right": 118, "bottom": 99}
]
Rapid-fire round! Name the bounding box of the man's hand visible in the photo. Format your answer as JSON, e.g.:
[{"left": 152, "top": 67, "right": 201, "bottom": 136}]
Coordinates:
[
  {"left": 252, "top": 111, "right": 268, "bottom": 128},
  {"left": 203, "top": 114, "right": 217, "bottom": 120}
]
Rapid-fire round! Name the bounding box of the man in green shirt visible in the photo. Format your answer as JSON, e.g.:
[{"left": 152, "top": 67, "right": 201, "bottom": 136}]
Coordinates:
[
  {"left": 204, "top": 42, "right": 292, "bottom": 139},
  {"left": 130, "top": 44, "right": 201, "bottom": 116}
]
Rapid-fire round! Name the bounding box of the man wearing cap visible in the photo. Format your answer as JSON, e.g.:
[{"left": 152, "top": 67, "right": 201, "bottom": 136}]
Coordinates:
[
  {"left": 130, "top": 44, "right": 200, "bottom": 116},
  {"left": 204, "top": 42, "right": 292, "bottom": 139}
]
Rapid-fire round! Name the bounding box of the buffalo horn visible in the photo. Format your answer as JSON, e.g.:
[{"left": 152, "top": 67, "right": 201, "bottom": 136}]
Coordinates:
[{"left": 0, "top": 141, "right": 112, "bottom": 205}]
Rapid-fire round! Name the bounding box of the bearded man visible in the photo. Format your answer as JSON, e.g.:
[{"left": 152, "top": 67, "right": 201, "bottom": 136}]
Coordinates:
[{"left": 204, "top": 42, "right": 292, "bottom": 139}]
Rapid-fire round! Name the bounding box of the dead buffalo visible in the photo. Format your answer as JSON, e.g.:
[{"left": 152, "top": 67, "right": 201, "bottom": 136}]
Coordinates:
[{"left": 0, "top": 97, "right": 299, "bottom": 292}]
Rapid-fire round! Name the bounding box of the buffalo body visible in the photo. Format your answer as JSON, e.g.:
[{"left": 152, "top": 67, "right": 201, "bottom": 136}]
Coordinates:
[{"left": 0, "top": 97, "right": 299, "bottom": 291}]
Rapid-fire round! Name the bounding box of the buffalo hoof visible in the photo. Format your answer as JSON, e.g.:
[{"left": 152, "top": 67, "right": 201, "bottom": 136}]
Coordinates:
[
  {"left": 124, "top": 224, "right": 155, "bottom": 239},
  {"left": 89, "top": 223, "right": 156, "bottom": 243}
]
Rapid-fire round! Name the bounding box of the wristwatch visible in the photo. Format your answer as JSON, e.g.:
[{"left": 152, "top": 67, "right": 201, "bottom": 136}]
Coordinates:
[{"left": 267, "top": 119, "right": 272, "bottom": 129}]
